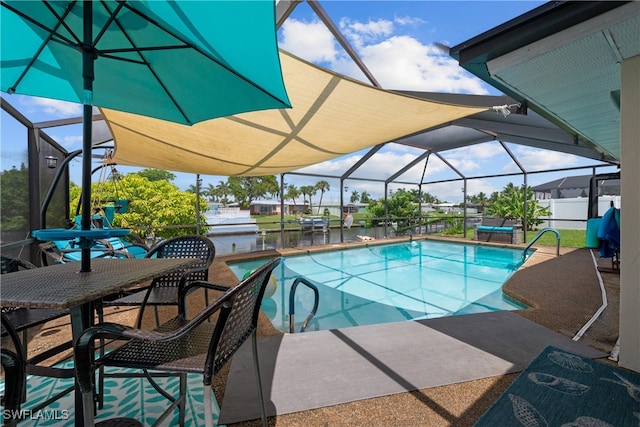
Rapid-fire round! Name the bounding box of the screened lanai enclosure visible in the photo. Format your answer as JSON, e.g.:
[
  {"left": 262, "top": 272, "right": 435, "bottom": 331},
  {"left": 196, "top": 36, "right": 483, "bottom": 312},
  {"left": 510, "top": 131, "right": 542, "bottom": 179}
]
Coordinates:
[
  {"left": 0, "top": 85, "right": 618, "bottom": 260},
  {"left": 2, "top": 0, "right": 637, "bottom": 371},
  {"left": 0, "top": 0, "right": 622, "bottom": 261}
]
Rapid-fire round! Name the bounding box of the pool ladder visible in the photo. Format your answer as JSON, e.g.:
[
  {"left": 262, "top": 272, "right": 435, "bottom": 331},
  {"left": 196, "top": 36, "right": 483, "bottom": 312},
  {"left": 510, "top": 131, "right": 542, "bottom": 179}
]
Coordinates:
[
  {"left": 523, "top": 227, "right": 561, "bottom": 260},
  {"left": 289, "top": 277, "right": 319, "bottom": 333}
]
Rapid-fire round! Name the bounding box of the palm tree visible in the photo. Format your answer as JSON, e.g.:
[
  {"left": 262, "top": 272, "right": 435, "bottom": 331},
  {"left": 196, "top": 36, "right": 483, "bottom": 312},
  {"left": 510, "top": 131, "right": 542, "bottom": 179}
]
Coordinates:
[
  {"left": 299, "top": 185, "right": 316, "bottom": 214},
  {"left": 205, "top": 183, "right": 218, "bottom": 202},
  {"left": 350, "top": 190, "right": 359, "bottom": 203},
  {"left": 476, "top": 191, "right": 488, "bottom": 207},
  {"left": 216, "top": 180, "right": 231, "bottom": 206},
  {"left": 360, "top": 190, "right": 371, "bottom": 203},
  {"left": 285, "top": 184, "right": 301, "bottom": 207},
  {"left": 314, "top": 180, "right": 330, "bottom": 215}
]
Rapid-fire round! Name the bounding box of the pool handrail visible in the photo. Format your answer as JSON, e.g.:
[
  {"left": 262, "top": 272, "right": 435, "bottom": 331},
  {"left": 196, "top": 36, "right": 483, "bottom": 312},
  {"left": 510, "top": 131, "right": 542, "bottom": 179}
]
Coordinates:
[
  {"left": 523, "top": 227, "right": 561, "bottom": 260},
  {"left": 289, "top": 277, "right": 319, "bottom": 333}
]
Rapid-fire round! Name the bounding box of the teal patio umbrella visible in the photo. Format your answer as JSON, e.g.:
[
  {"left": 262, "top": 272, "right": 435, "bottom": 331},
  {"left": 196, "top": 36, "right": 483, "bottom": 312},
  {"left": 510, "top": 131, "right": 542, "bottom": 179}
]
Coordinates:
[{"left": 1, "top": 0, "right": 290, "bottom": 272}]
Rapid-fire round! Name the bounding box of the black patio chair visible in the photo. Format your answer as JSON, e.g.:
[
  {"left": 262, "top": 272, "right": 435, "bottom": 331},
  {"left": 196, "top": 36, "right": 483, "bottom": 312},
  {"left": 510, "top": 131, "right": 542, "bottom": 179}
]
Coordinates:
[
  {"left": 1, "top": 256, "right": 71, "bottom": 361},
  {"left": 75, "top": 257, "right": 281, "bottom": 427},
  {"left": 1, "top": 256, "right": 74, "bottom": 411},
  {"left": 1, "top": 312, "right": 75, "bottom": 418},
  {"left": 100, "top": 235, "right": 216, "bottom": 328},
  {"left": 94, "top": 235, "right": 215, "bottom": 408},
  {"left": 1, "top": 318, "right": 141, "bottom": 427},
  {"left": 1, "top": 346, "right": 24, "bottom": 427}
]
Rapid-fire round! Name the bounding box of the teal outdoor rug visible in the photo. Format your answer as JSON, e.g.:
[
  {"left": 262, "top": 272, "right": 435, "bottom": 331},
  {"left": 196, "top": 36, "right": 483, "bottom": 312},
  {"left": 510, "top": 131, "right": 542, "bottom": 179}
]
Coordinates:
[
  {"left": 474, "top": 346, "right": 640, "bottom": 426},
  {"left": 1, "top": 362, "right": 221, "bottom": 426}
]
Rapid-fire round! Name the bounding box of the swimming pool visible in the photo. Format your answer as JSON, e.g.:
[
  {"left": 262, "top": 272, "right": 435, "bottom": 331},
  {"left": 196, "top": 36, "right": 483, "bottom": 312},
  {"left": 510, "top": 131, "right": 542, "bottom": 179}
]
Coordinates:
[{"left": 229, "top": 240, "right": 529, "bottom": 333}]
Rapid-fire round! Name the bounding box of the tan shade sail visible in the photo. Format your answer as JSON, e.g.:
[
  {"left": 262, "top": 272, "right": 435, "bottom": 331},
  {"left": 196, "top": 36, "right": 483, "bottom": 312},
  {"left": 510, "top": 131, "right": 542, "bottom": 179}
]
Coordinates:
[{"left": 104, "top": 50, "right": 487, "bottom": 176}]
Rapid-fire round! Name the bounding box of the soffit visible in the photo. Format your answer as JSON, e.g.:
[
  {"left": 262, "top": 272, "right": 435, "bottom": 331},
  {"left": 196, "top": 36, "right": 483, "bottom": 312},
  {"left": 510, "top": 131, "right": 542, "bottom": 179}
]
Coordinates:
[{"left": 451, "top": 1, "right": 640, "bottom": 162}]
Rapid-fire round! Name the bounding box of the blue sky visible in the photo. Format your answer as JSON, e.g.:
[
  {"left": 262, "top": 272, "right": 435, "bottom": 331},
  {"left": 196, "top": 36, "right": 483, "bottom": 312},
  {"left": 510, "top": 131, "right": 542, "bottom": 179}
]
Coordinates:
[{"left": 1, "top": 1, "right": 617, "bottom": 203}]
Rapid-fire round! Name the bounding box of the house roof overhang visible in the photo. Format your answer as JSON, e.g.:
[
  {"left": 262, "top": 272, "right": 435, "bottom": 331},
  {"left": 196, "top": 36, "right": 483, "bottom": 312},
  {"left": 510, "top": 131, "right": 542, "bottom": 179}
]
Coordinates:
[{"left": 450, "top": 1, "right": 640, "bottom": 162}]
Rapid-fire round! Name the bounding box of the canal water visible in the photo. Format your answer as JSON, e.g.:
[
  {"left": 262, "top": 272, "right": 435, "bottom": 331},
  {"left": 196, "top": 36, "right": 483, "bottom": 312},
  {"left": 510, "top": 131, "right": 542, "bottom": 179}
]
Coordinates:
[{"left": 208, "top": 225, "right": 395, "bottom": 255}]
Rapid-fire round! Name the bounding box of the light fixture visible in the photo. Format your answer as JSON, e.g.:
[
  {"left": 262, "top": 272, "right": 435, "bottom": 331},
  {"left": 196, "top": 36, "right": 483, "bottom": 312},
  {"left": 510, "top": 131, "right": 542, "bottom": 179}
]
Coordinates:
[
  {"left": 491, "top": 103, "right": 522, "bottom": 118},
  {"left": 44, "top": 155, "right": 58, "bottom": 169},
  {"left": 492, "top": 105, "right": 511, "bottom": 118}
]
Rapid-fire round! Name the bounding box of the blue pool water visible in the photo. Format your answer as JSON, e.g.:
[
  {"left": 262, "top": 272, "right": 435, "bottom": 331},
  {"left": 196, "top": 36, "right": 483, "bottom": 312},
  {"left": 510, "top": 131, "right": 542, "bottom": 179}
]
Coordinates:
[{"left": 229, "top": 240, "right": 529, "bottom": 333}]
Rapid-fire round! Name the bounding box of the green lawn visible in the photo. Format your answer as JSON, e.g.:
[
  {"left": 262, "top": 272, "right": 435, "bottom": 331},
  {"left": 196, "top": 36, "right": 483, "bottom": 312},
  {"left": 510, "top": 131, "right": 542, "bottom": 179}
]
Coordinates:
[
  {"left": 252, "top": 214, "right": 302, "bottom": 230},
  {"left": 438, "top": 228, "right": 587, "bottom": 248},
  {"left": 524, "top": 228, "right": 586, "bottom": 248}
]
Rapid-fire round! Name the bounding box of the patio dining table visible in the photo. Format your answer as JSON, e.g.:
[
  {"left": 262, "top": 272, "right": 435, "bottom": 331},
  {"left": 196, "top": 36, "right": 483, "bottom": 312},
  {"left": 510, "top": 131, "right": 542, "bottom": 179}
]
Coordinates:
[{"left": 0, "top": 257, "right": 197, "bottom": 426}]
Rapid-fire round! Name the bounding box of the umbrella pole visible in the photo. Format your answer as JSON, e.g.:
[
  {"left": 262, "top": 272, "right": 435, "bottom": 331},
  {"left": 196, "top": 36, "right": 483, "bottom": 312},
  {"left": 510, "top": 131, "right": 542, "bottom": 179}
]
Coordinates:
[{"left": 80, "top": 0, "right": 94, "bottom": 273}]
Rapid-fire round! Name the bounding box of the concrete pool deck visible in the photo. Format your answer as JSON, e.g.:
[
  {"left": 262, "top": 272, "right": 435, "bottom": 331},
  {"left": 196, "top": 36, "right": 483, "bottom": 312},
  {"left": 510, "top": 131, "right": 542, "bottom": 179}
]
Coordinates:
[
  {"left": 219, "top": 311, "right": 605, "bottom": 424},
  {"left": 8, "top": 235, "right": 620, "bottom": 426},
  {"left": 215, "top": 236, "right": 620, "bottom": 426}
]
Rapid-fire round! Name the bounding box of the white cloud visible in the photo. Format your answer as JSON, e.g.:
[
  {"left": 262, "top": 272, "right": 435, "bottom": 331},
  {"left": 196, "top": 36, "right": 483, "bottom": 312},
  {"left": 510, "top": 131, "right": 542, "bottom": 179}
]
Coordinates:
[
  {"left": 393, "top": 15, "right": 426, "bottom": 27},
  {"left": 298, "top": 155, "right": 361, "bottom": 177},
  {"left": 504, "top": 147, "right": 580, "bottom": 173},
  {"left": 246, "top": 9, "right": 596, "bottom": 201},
  {"left": 466, "top": 179, "right": 502, "bottom": 197},
  {"left": 279, "top": 19, "right": 338, "bottom": 64},
  {"left": 441, "top": 143, "right": 506, "bottom": 175},
  {"left": 358, "top": 36, "right": 488, "bottom": 93},
  {"left": 340, "top": 17, "right": 394, "bottom": 48},
  {"left": 59, "top": 134, "right": 83, "bottom": 149},
  {"left": 20, "top": 96, "right": 82, "bottom": 117},
  {"left": 279, "top": 17, "right": 489, "bottom": 94}
]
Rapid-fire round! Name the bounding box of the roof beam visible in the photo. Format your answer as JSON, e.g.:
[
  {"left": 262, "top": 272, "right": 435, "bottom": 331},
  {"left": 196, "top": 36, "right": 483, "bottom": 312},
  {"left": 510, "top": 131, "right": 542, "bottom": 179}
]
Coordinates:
[
  {"left": 307, "top": 0, "right": 381, "bottom": 87},
  {"left": 275, "top": 0, "right": 303, "bottom": 28},
  {"left": 453, "top": 117, "right": 574, "bottom": 144},
  {"left": 341, "top": 144, "right": 385, "bottom": 180},
  {"left": 385, "top": 150, "right": 431, "bottom": 184},
  {"left": 495, "top": 135, "right": 609, "bottom": 162}
]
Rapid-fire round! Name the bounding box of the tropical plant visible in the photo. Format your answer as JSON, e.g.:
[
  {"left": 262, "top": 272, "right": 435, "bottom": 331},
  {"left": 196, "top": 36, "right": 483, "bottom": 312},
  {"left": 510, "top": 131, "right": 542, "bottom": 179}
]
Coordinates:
[
  {"left": 360, "top": 190, "right": 371, "bottom": 203},
  {"left": 299, "top": 185, "right": 316, "bottom": 213},
  {"left": 0, "top": 164, "right": 29, "bottom": 231},
  {"left": 367, "top": 188, "right": 420, "bottom": 225},
  {"left": 285, "top": 184, "right": 301, "bottom": 207},
  {"left": 70, "top": 174, "right": 206, "bottom": 239},
  {"left": 228, "top": 175, "right": 279, "bottom": 208},
  {"left": 135, "top": 168, "right": 176, "bottom": 182},
  {"left": 409, "top": 188, "right": 439, "bottom": 203},
  {"left": 216, "top": 180, "right": 232, "bottom": 205},
  {"left": 486, "top": 183, "right": 550, "bottom": 230},
  {"left": 467, "top": 191, "right": 489, "bottom": 207},
  {"left": 203, "top": 183, "right": 218, "bottom": 202},
  {"left": 350, "top": 190, "right": 359, "bottom": 203},
  {"left": 314, "top": 180, "right": 330, "bottom": 214}
]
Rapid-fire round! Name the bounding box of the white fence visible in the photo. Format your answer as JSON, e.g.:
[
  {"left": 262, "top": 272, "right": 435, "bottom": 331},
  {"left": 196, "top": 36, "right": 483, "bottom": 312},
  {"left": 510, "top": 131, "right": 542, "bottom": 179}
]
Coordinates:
[{"left": 538, "top": 196, "right": 621, "bottom": 230}]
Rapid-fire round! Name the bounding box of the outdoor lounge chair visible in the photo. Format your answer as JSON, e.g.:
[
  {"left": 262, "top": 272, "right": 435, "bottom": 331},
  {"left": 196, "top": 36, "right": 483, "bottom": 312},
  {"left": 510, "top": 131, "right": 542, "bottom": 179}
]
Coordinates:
[
  {"left": 75, "top": 257, "right": 281, "bottom": 427},
  {"left": 38, "top": 238, "right": 147, "bottom": 266}
]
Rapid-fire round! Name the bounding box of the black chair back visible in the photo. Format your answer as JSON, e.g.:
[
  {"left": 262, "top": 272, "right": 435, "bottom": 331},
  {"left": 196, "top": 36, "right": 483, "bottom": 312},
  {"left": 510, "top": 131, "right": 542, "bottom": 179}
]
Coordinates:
[
  {"left": 206, "top": 257, "right": 280, "bottom": 383},
  {"left": 145, "top": 235, "right": 216, "bottom": 288}
]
